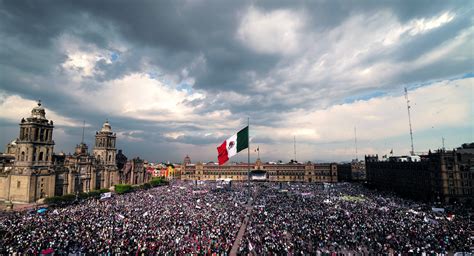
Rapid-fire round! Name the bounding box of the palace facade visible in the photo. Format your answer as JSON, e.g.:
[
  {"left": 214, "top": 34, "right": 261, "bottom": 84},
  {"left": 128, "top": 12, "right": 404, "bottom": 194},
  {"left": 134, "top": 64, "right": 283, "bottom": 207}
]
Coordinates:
[
  {"left": 0, "top": 101, "right": 147, "bottom": 204},
  {"left": 181, "top": 157, "right": 338, "bottom": 183}
]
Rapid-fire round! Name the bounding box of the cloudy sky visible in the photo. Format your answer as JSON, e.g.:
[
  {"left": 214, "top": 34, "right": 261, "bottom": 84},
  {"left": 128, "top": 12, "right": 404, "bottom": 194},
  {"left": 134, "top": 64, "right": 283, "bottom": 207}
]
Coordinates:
[{"left": 0, "top": 0, "right": 472, "bottom": 163}]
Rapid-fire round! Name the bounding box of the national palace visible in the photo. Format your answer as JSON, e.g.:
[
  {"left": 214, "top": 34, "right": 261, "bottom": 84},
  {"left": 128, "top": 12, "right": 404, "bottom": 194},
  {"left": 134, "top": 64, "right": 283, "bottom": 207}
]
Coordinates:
[{"left": 180, "top": 155, "right": 338, "bottom": 183}]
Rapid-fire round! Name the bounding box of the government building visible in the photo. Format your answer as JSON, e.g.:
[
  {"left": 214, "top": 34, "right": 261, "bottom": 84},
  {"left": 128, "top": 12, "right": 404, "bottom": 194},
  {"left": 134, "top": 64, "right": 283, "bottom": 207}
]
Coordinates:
[
  {"left": 181, "top": 157, "right": 338, "bottom": 183},
  {"left": 365, "top": 143, "right": 474, "bottom": 206},
  {"left": 0, "top": 101, "right": 148, "bottom": 204}
]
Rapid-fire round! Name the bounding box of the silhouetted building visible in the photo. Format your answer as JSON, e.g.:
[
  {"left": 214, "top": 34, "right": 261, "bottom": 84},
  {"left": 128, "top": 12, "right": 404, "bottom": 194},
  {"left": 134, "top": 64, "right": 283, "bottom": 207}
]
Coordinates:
[
  {"left": 116, "top": 150, "right": 127, "bottom": 170},
  {"left": 366, "top": 143, "right": 474, "bottom": 205},
  {"left": 338, "top": 160, "right": 366, "bottom": 182},
  {"left": 337, "top": 163, "right": 352, "bottom": 182}
]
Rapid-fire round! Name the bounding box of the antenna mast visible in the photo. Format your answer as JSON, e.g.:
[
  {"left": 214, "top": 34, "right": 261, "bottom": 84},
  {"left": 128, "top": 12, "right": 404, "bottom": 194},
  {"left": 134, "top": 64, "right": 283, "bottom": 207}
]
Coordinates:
[
  {"left": 294, "top": 136, "right": 297, "bottom": 162},
  {"left": 404, "top": 88, "right": 415, "bottom": 156},
  {"left": 442, "top": 137, "right": 445, "bottom": 151},
  {"left": 354, "top": 126, "right": 358, "bottom": 161},
  {"left": 81, "top": 120, "right": 85, "bottom": 144}
]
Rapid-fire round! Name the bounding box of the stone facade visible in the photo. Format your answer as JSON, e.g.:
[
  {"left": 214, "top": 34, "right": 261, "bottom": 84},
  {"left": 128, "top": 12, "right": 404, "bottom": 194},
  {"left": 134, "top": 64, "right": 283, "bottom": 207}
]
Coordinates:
[
  {"left": 119, "top": 157, "right": 150, "bottom": 185},
  {"left": 365, "top": 143, "right": 474, "bottom": 205},
  {"left": 181, "top": 158, "right": 338, "bottom": 183},
  {"left": 337, "top": 160, "right": 366, "bottom": 182},
  {"left": 0, "top": 102, "right": 121, "bottom": 203}
]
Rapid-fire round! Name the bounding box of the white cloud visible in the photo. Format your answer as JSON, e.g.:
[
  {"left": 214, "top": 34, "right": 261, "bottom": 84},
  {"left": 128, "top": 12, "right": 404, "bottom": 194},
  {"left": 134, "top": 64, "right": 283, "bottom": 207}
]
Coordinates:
[
  {"left": 116, "top": 130, "right": 145, "bottom": 142},
  {"left": 249, "top": 78, "right": 473, "bottom": 160},
  {"left": 57, "top": 34, "right": 122, "bottom": 80},
  {"left": 1, "top": 3, "right": 470, "bottom": 163},
  {"left": 237, "top": 6, "right": 305, "bottom": 55},
  {"left": 249, "top": 9, "right": 468, "bottom": 105},
  {"left": 76, "top": 73, "right": 195, "bottom": 121},
  {"left": 408, "top": 11, "right": 455, "bottom": 36},
  {"left": 67, "top": 73, "right": 242, "bottom": 133},
  {"left": 164, "top": 132, "right": 185, "bottom": 140},
  {"left": 0, "top": 94, "right": 82, "bottom": 127}
]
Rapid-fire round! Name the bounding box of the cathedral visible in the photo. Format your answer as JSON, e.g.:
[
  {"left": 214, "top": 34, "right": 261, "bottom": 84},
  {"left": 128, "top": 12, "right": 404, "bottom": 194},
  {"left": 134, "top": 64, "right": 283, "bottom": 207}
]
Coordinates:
[{"left": 0, "top": 101, "right": 119, "bottom": 203}]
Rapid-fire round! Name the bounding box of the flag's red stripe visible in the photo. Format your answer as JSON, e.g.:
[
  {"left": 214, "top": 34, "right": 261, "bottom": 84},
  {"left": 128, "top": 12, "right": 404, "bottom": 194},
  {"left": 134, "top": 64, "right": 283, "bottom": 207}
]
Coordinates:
[{"left": 217, "top": 140, "right": 229, "bottom": 165}]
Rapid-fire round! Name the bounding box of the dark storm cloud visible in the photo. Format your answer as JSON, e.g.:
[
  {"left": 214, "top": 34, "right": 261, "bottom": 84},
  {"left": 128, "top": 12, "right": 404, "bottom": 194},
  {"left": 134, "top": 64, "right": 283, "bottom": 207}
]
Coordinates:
[
  {"left": 0, "top": 0, "right": 472, "bottom": 162},
  {"left": 2, "top": 0, "right": 470, "bottom": 98}
]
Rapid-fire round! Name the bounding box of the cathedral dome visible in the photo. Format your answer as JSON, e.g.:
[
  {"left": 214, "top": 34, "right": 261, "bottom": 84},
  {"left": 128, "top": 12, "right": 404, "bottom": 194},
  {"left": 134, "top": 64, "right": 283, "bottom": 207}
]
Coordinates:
[
  {"left": 31, "top": 100, "right": 46, "bottom": 119},
  {"left": 101, "top": 120, "right": 112, "bottom": 132},
  {"left": 184, "top": 155, "right": 191, "bottom": 165}
]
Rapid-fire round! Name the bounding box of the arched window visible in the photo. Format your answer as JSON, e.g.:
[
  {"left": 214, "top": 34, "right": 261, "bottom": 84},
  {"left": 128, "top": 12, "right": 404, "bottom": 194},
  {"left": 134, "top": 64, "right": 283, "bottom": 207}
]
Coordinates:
[
  {"left": 21, "top": 151, "right": 25, "bottom": 161},
  {"left": 108, "top": 155, "right": 112, "bottom": 162},
  {"left": 39, "top": 152, "right": 44, "bottom": 161}
]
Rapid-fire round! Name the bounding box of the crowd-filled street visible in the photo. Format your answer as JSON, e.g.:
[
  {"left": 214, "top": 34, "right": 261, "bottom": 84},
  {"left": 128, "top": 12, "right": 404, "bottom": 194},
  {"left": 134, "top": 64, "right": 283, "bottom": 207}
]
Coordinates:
[{"left": 0, "top": 181, "right": 472, "bottom": 255}]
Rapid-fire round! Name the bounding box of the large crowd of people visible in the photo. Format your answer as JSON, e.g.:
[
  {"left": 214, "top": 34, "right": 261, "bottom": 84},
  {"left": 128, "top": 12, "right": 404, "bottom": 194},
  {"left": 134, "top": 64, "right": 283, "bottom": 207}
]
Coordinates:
[
  {"left": 0, "top": 181, "right": 247, "bottom": 254},
  {"left": 239, "top": 183, "right": 473, "bottom": 255},
  {"left": 0, "top": 181, "right": 472, "bottom": 255}
]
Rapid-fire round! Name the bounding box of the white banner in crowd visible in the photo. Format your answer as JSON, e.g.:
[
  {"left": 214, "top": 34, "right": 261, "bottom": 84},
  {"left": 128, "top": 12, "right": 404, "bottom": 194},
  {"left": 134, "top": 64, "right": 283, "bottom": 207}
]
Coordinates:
[{"left": 100, "top": 192, "right": 112, "bottom": 200}]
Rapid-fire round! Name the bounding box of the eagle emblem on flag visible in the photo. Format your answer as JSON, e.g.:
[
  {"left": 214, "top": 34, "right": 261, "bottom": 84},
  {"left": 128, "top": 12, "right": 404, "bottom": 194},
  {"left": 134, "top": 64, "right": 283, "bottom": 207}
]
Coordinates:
[{"left": 227, "top": 141, "right": 235, "bottom": 150}]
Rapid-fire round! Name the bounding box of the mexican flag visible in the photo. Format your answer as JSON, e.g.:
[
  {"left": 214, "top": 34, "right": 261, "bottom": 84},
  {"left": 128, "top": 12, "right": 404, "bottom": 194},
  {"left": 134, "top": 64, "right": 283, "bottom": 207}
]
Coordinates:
[{"left": 217, "top": 126, "right": 248, "bottom": 165}]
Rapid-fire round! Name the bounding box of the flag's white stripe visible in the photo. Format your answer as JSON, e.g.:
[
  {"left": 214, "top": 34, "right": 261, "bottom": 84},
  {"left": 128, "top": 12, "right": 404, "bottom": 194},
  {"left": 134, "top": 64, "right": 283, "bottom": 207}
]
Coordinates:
[{"left": 226, "top": 134, "right": 237, "bottom": 158}]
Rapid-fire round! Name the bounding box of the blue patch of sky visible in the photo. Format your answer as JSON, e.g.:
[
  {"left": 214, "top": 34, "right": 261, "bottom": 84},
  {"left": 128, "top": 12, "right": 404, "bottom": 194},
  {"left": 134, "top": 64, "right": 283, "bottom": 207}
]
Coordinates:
[
  {"left": 110, "top": 52, "right": 119, "bottom": 62},
  {"left": 147, "top": 71, "right": 162, "bottom": 80},
  {"left": 146, "top": 71, "right": 189, "bottom": 92},
  {"left": 176, "top": 81, "right": 193, "bottom": 93},
  {"left": 405, "top": 72, "right": 472, "bottom": 91},
  {"left": 460, "top": 72, "right": 474, "bottom": 79},
  {"left": 342, "top": 72, "right": 472, "bottom": 104},
  {"left": 343, "top": 91, "right": 386, "bottom": 104}
]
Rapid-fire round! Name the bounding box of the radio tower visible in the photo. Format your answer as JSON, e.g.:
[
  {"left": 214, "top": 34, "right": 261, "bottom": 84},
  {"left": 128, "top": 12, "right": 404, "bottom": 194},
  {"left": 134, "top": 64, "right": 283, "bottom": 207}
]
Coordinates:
[
  {"left": 81, "top": 120, "right": 85, "bottom": 144},
  {"left": 354, "top": 126, "right": 358, "bottom": 161},
  {"left": 293, "top": 136, "right": 297, "bottom": 163},
  {"left": 404, "top": 88, "right": 415, "bottom": 156}
]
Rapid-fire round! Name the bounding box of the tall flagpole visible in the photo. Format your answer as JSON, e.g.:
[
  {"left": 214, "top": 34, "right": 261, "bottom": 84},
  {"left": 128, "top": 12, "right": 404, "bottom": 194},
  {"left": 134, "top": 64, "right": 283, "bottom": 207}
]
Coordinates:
[{"left": 247, "top": 117, "right": 250, "bottom": 201}]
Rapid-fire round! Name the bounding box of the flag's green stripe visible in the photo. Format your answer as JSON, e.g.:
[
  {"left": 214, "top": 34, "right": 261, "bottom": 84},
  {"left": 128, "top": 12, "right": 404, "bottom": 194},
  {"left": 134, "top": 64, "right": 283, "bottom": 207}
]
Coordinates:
[{"left": 236, "top": 126, "right": 249, "bottom": 152}]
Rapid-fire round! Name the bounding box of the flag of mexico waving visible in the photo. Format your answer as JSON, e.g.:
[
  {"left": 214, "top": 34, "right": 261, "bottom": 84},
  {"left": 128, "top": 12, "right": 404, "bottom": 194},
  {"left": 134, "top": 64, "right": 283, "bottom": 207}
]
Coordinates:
[{"left": 217, "top": 126, "right": 248, "bottom": 165}]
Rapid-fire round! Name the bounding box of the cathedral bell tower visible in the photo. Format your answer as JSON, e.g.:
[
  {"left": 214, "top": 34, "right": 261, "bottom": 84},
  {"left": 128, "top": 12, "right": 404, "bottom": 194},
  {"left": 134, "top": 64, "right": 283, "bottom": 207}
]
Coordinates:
[
  {"left": 8, "top": 101, "right": 56, "bottom": 203},
  {"left": 15, "top": 100, "right": 55, "bottom": 168},
  {"left": 93, "top": 120, "right": 116, "bottom": 165},
  {"left": 93, "top": 120, "right": 118, "bottom": 188}
]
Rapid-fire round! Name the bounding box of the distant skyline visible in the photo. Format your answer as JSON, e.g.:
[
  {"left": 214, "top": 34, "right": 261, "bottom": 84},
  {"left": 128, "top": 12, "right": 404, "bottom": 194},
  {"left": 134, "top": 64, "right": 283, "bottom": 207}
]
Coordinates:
[{"left": 0, "top": 0, "right": 472, "bottom": 163}]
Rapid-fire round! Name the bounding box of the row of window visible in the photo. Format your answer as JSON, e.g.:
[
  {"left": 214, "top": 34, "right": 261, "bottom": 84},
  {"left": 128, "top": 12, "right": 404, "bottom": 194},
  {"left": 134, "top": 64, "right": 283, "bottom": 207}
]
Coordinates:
[
  {"left": 19, "top": 127, "right": 52, "bottom": 142},
  {"left": 95, "top": 137, "right": 116, "bottom": 148},
  {"left": 19, "top": 147, "right": 51, "bottom": 162}
]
